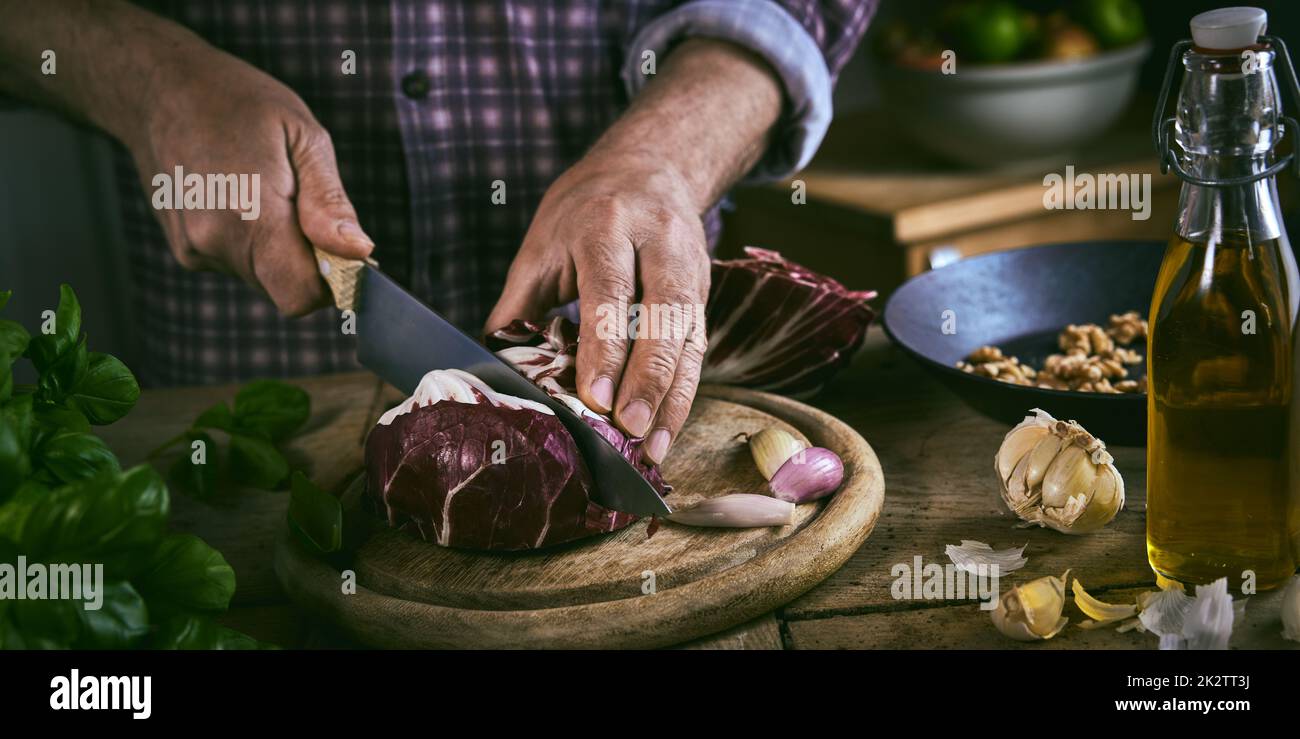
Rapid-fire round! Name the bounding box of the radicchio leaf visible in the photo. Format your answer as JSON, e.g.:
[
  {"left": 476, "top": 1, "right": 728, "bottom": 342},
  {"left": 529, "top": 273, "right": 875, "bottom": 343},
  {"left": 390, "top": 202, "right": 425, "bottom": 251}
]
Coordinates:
[
  {"left": 702, "top": 247, "right": 876, "bottom": 396},
  {"left": 366, "top": 356, "right": 665, "bottom": 551}
]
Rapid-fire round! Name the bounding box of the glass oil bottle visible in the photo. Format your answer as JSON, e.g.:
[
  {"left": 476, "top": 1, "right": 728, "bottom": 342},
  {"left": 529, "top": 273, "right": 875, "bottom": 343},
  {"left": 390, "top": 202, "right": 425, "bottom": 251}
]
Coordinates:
[{"left": 1147, "top": 8, "right": 1300, "bottom": 591}]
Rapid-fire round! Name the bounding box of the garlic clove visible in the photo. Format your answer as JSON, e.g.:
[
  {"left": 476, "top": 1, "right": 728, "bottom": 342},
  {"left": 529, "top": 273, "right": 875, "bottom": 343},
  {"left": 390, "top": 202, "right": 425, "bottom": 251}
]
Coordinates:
[
  {"left": 769, "top": 447, "right": 844, "bottom": 503},
  {"left": 992, "top": 609, "right": 1056, "bottom": 642},
  {"left": 666, "top": 494, "right": 796, "bottom": 528},
  {"left": 1041, "top": 445, "right": 1097, "bottom": 509},
  {"left": 1064, "top": 465, "right": 1124, "bottom": 533},
  {"left": 1004, "top": 452, "right": 1039, "bottom": 514},
  {"left": 996, "top": 425, "right": 1049, "bottom": 484},
  {"left": 1018, "top": 571, "right": 1070, "bottom": 636},
  {"left": 992, "top": 571, "right": 1070, "bottom": 641},
  {"left": 1071, "top": 579, "right": 1136, "bottom": 623},
  {"left": 1023, "top": 435, "right": 1065, "bottom": 492},
  {"left": 747, "top": 427, "right": 807, "bottom": 481}
]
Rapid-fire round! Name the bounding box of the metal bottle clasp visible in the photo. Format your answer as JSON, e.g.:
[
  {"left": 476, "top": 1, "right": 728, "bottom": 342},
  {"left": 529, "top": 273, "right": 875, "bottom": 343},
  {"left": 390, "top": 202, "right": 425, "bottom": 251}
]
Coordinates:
[{"left": 1152, "top": 35, "right": 1300, "bottom": 187}]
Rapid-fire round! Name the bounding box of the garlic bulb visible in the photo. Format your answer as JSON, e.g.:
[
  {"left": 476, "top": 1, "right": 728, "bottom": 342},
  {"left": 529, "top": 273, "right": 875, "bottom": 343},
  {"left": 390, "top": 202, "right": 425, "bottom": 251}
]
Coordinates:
[
  {"left": 994, "top": 408, "right": 1124, "bottom": 534},
  {"left": 992, "top": 571, "right": 1070, "bottom": 641}
]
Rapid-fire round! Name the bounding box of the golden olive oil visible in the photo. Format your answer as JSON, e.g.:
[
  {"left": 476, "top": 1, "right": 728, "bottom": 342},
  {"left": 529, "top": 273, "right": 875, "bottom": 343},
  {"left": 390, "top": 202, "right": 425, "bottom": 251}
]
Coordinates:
[
  {"left": 1146, "top": 234, "right": 1299, "bottom": 590},
  {"left": 1148, "top": 13, "right": 1300, "bottom": 591}
]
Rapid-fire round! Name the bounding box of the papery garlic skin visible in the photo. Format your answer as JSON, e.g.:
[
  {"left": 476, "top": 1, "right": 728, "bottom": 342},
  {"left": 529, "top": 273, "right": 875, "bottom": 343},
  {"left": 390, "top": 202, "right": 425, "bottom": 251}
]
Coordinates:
[
  {"left": 994, "top": 409, "right": 1124, "bottom": 534},
  {"left": 945, "top": 540, "right": 1028, "bottom": 575},
  {"left": 992, "top": 571, "right": 1070, "bottom": 641},
  {"left": 1281, "top": 576, "right": 1300, "bottom": 643}
]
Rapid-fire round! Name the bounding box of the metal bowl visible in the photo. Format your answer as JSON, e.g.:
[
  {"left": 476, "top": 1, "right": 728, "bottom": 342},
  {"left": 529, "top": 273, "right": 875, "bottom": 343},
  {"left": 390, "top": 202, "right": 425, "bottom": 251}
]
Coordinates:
[
  {"left": 875, "top": 41, "right": 1151, "bottom": 167},
  {"left": 881, "top": 240, "right": 1164, "bottom": 446}
]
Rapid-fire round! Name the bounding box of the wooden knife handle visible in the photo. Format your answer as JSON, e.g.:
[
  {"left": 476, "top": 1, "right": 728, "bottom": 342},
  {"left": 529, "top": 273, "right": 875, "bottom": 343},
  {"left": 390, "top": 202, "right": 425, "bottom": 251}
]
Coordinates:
[{"left": 313, "top": 247, "right": 375, "bottom": 312}]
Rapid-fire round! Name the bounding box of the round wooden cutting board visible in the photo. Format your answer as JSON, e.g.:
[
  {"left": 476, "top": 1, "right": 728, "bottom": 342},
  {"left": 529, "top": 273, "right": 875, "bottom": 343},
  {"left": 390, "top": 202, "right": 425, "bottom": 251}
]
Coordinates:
[{"left": 274, "top": 384, "right": 885, "bottom": 649}]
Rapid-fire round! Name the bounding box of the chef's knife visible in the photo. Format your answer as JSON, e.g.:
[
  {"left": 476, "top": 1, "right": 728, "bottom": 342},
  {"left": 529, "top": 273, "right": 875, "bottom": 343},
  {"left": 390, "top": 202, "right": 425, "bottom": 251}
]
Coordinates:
[{"left": 314, "top": 249, "right": 671, "bottom": 517}]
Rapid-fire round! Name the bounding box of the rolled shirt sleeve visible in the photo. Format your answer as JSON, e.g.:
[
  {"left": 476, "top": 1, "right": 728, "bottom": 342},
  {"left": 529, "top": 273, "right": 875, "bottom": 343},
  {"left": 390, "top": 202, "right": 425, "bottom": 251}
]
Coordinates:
[{"left": 621, "top": 0, "right": 876, "bottom": 181}]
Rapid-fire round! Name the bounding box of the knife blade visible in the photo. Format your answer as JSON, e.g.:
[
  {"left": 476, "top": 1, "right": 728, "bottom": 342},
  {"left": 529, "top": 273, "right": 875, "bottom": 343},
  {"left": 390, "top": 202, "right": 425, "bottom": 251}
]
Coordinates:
[{"left": 318, "top": 253, "right": 670, "bottom": 517}]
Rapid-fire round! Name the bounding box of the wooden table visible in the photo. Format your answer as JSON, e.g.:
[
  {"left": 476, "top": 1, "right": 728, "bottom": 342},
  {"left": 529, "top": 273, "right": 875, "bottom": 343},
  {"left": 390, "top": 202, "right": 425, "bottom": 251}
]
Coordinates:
[{"left": 98, "top": 327, "right": 1299, "bottom": 649}]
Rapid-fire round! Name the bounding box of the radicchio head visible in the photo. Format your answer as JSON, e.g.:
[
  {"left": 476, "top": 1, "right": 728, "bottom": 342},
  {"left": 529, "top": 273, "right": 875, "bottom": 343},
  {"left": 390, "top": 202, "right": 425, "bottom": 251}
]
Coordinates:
[{"left": 702, "top": 247, "right": 876, "bottom": 396}]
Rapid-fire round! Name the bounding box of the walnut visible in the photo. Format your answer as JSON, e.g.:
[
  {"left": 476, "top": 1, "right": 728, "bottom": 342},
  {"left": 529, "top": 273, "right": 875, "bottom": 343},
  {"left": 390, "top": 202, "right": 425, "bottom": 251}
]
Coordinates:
[
  {"left": 1035, "top": 375, "right": 1070, "bottom": 391},
  {"left": 1096, "top": 357, "right": 1128, "bottom": 379},
  {"left": 970, "top": 360, "right": 1033, "bottom": 385},
  {"left": 964, "top": 313, "right": 1147, "bottom": 395},
  {"left": 1107, "top": 311, "right": 1148, "bottom": 345},
  {"left": 966, "top": 345, "right": 1004, "bottom": 363},
  {"left": 1105, "top": 346, "right": 1143, "bottom": 365},
  {"left": 1044, "top": 353, "right": 1102, "bottom": 383},
  {"left": 1077, "top": 378, "right": 1119, "bottom": 394},
  {"left": 1058, "top": 323, "right": 1117, "bottom": 356},
  {"left": 1058, "top": 324, "right": 1092, "bottom": 355}
]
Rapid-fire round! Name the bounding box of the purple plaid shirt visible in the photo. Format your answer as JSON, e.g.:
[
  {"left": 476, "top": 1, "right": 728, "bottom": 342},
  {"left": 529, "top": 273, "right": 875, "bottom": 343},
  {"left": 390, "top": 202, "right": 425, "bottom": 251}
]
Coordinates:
[{"left": 119, "top": 0, "right": 874, "bottom": 386}]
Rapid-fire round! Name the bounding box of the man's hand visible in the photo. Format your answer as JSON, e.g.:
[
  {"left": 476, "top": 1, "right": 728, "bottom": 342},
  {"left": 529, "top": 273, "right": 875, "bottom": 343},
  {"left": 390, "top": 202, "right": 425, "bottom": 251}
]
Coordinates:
[
  {"left": 0, "top": 0, "right": 372, "bottom": 316},
  {"left": 486, "top": 39, "right": 783, "bottom": 464},
  {"left": 486, "top": 155, "right": 711, "bottom": 465},
  {"left": 135, "top": 50, "right": 373, "bottom": 315}
]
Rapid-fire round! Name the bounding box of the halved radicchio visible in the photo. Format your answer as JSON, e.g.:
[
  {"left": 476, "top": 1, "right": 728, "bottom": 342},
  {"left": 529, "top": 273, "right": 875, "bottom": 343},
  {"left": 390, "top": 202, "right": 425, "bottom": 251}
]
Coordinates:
[
  {"left": 703, "top": 247, "right": 877, "bottom": 396},
  {"left": 365, "top": 318, "right": 667, "bottom": 551}
]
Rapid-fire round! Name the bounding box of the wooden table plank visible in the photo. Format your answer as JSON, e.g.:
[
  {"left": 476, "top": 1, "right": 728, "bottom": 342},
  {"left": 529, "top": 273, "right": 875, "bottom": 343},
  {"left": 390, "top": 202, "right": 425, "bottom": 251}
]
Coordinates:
[
  {"left": 787, "top": 586, "right": 1298, "bottom": 650},
  {"left": 678, "top": 614, "right": 784, "bottom": 650}
]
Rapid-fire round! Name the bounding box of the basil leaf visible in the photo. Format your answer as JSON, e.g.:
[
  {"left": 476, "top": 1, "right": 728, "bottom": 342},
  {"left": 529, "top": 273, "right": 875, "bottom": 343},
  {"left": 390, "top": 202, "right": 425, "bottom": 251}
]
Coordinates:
[
  {"left": 12, "top": 579, "right": 151, "bottom": 649},
  {"left": 0, "top": 397, "right": 34, "bottom": 500},
  {"left": 31, "top": 403, "right": 90, "bottom": 452},
  {"left": 24, "top": 284, "right": 81, "bottom": 372},
  {"left": 168, "top": 430, "right": 220, "bottom": 499},
  {"left": 193, "top": 401, "right": 235, "bottom": 432},
  {"left": 228, "top": 432, "right": 289, "bottom": 489},
  {"left": 36, "top": 334, "right": 88, "bottom": 403},
  {"left": 0, "top": 318, "right": 29, "bottom": 363},
  {"left": 0, "top": 318, "right": 30, "bottom": 402},
  {"left": 19, "top": 465, "right": 169, "bottom": 572},
  {"left": 75, "top": 580, "right": 150, "bottom": 649},
  {"left": 232, "top": 380, "right": 309, "bottom": 441},
  {"left": 0, "top": 480, "right": 46, "bottom": 542},
  {"left": 0, "top": 615, "right": 30, "bottom": 649},
  {"left": 67, "top": 352, "right": 139, "bottom": 425},
  {"left": 9, "top": 590, "right": 81, "bottom": 647},
  {"left": 136, "top": 533, "right": 235, "bottom": 613},
  {"left": 0, "top": 349, "right": 11, "bottom": 403},
  {"left": 36, "top": 430, "right": 120, "bottom": 484},
  {"left": 288, "top": 471, "right": 342, "bottom": 554},
  {"left": 150, "top": 614, "right": 272, "bottom": 650}
]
